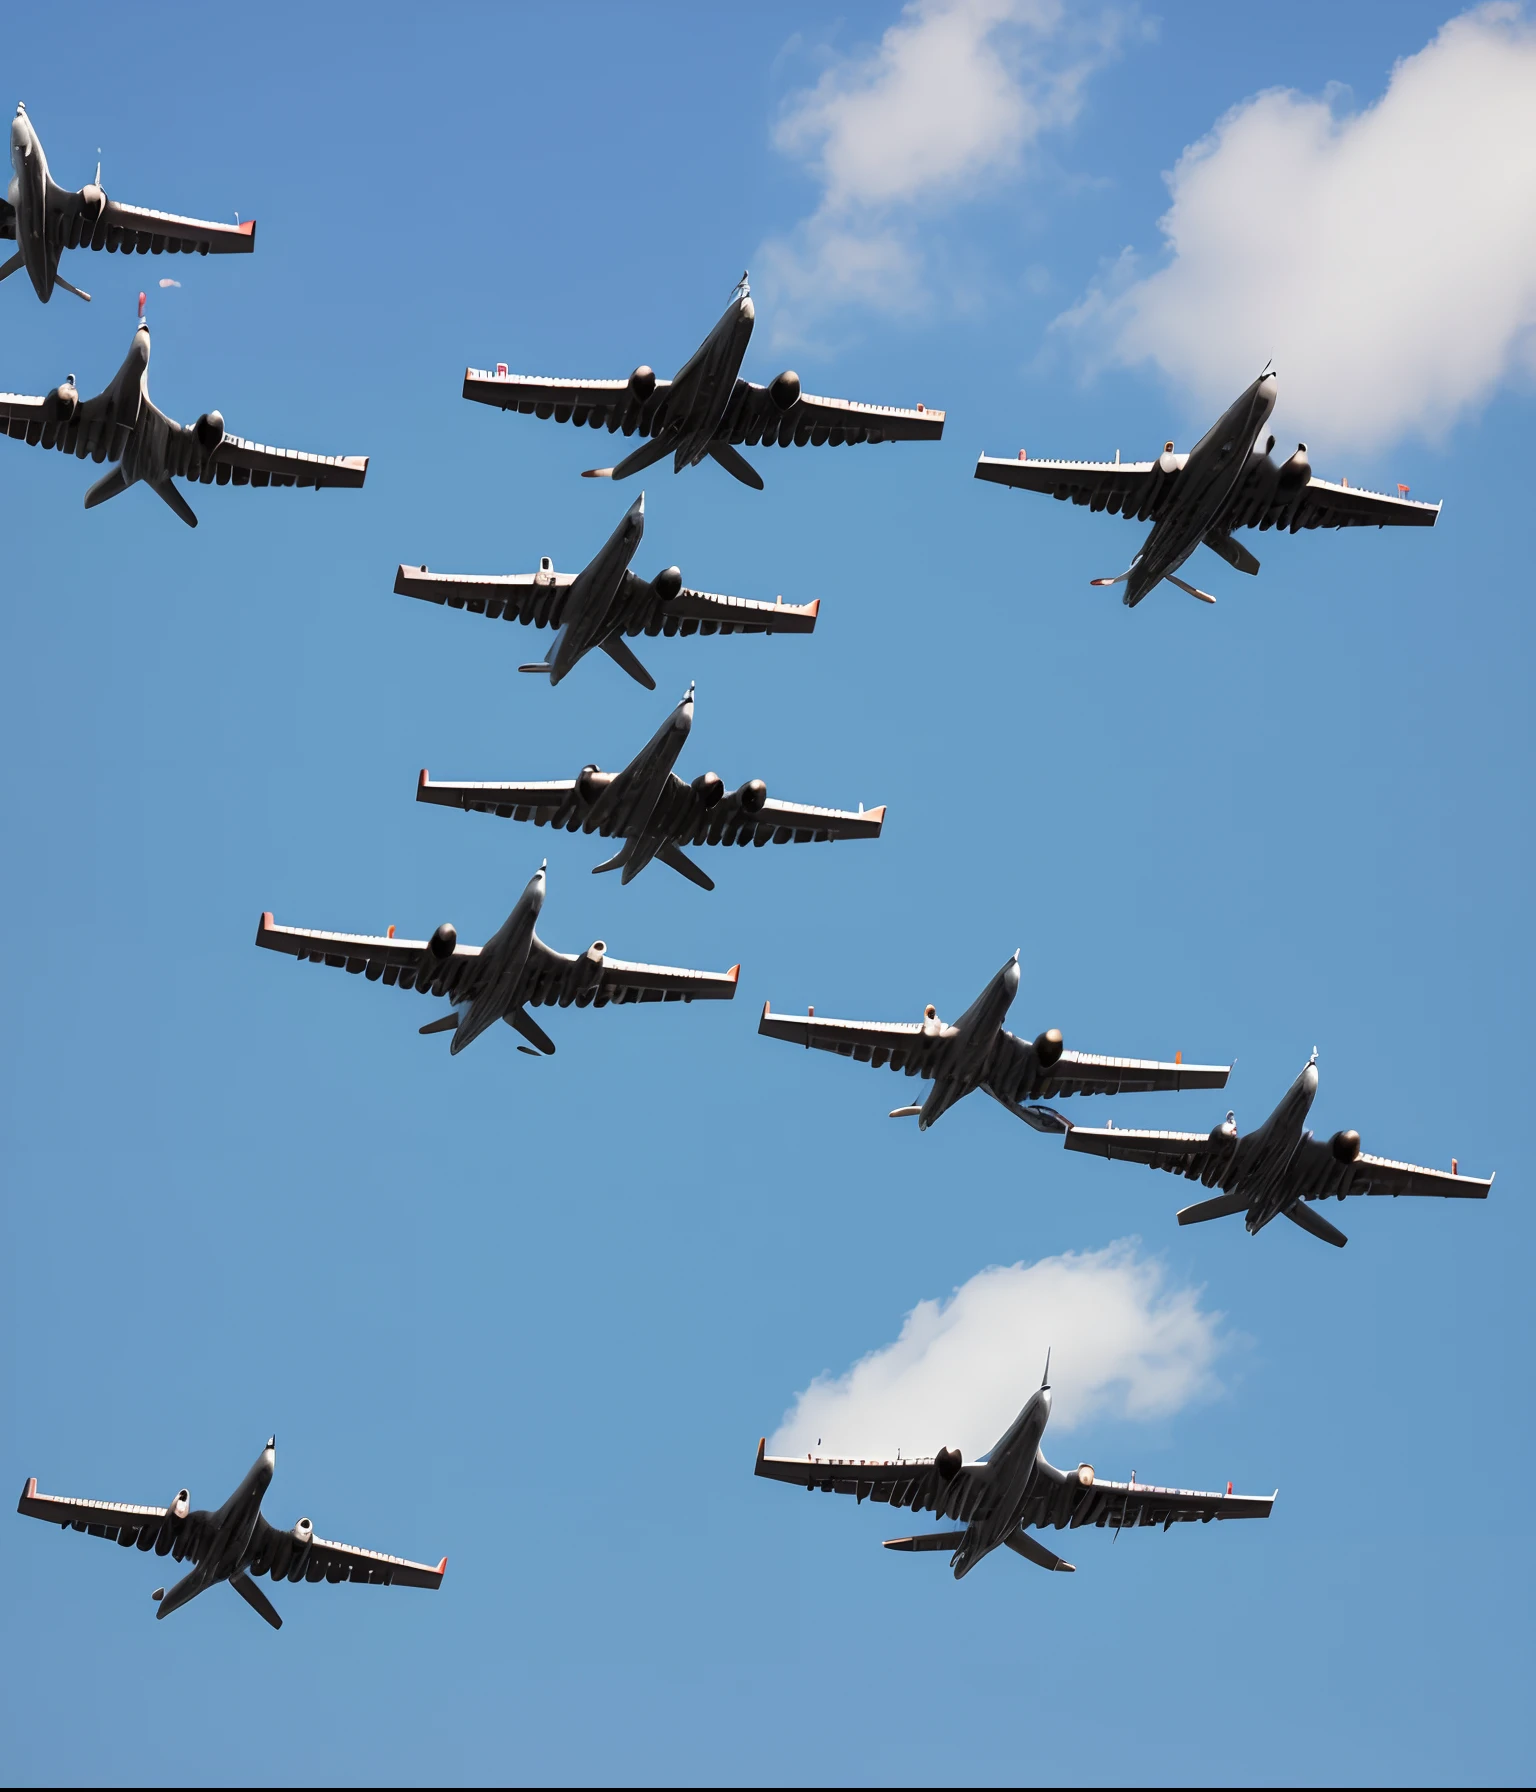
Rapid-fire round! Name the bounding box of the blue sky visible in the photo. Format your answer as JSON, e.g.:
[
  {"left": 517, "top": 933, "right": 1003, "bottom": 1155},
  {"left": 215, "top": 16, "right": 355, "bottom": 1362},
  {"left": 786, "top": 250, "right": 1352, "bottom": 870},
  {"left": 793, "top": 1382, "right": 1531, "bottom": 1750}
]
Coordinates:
[{"left": 3, "top": 3, "right": 1532, "bottom": 1785}]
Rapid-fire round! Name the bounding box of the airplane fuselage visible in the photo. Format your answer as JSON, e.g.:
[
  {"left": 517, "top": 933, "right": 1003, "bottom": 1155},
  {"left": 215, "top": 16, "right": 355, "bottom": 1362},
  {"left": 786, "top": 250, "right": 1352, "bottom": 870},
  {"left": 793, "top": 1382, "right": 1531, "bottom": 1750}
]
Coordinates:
[
  {"left": 1126, "top": 374, "right": 1277, "bottom": 604},
  {"left": 550, "top": 496, "right": 648, "bottom": 683},
  {"left": 450, "top": 865, "right": 547, "bottom": 1053},
  {"left": 8, "top": 107, "right": 56, "bottom": 300},
  {"left": 155, "top": 1441, "right": 275, "bottom": 1618},
  {"left": 950, "top": 1387, "right": 1053, "bottom": 1577},
  {"left": 917, "top": 955, "right": 1021, "bottom": 1129},
  {"left": 584, "top": 688, "right": 694, "bottom": 880},
  {"left": 668, "top": 292, "right": 754, "bottom": 469},
  {"left": 1227, "top": 1059, "right": 1318, "bottom": 1231}
]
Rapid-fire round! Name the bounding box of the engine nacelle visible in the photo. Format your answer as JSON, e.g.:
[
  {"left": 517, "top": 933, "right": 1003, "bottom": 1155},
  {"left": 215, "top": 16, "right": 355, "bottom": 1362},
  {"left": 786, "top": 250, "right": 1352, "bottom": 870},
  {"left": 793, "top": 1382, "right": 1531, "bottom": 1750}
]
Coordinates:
[
  {"left": 1209, "top": 1113, "right": 1238, "bottom": 1148},
  {"left": 692, "top": 771, "right": 724, "bottom": 809},
  {"left": 739, "top": 778, "right": 768, "bottom": 814},
  {"left": 1033, "top": 1028, "right": 1063, "bottom": 1069},
  {"left": 934, "top": 1446, "right": 962, "bottom": 1481},
  {"left": 652, "top": 565, "right": 683, "bottom": 603},
  {"left": 194, "top": 410, "right": 225, "bottom": 453},
  {"left": 578, "top": 941, "right": 606, "bottom": 986},
  {"left": 1331, "top": 1128, "right": 1361, "bottom": 1164},
  {"left": 1277, "top": 444, "right": 1311, "bottom": 490},
  {"left": 922, "top": 1003, "right": 942, "bottom": 1038},
  {"left": 1157, "top": 445, "right": 1186, "bottom": 476},
  {"left": 427, "top": 922, "right": 457, "bottom": 961},
  {"left": 769, "top": 370, "right": 802, "bottom": 412},
  {"left": 1076, "top": 1464, "right": 1095, "bottom": 1488},
  {"left": 628, "top": 364, "right": 656, "bottom": 403},
  {"left": 78, "top": 181, "right": 107, "bottom": 226},
  {"left": 578, "top": 764, "right": 613, "bottom": 803},
  {"left": 44, "top": 382, "right": 79, "bottom": 425},
  {"left": 169, "top": 1489, "right": 190, "bottom": 1521}
]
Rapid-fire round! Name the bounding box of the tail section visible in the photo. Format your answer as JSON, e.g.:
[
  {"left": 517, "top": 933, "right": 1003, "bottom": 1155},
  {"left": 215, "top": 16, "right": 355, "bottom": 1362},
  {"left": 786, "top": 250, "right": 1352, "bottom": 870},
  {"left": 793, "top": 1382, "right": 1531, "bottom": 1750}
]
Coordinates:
[
  {"left": 1282, "top": 1200, "right": 1348, "bottom": 1248},
  {"left": 1003, "top": 1530, "right": 1075, "bottom": 1572},
  {"left": 228, "top": 1570, "right": 282, "bottom": 1629},
  {"left": 150, "top": 477, "right": 198, "bottom": 528},
  {"left": 83, "top": 465, "right": 131, "bottom": 510},
  {"left": 598, "top": 634, "right": 656, "bottom": 690},
  {"left": 883, "top": 1530, "right": 968, "bottom": 1553}
]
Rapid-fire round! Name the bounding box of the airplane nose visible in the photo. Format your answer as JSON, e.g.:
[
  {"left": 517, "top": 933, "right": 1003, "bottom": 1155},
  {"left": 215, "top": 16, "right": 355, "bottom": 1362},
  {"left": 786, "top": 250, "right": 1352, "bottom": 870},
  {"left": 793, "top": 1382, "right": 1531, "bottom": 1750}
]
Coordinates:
[
  {"left": 1302, "top": 1061, "right": 1318, "bottom": 1096},
  {"left": 739, "top": 296, "right": 755, "bottom": 325},
  {"left": 1002, "top": 956, "right": 1020, "bottom": 995}
]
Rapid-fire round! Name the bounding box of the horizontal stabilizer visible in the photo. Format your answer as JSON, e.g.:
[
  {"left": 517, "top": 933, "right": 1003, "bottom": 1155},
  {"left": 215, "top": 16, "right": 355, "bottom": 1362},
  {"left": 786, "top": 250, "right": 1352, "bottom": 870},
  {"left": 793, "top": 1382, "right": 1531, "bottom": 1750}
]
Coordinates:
[
  {"left": 1204, "top": 528, "right": 1260, "bottom": 575},
  {"left": 1090, "top": 571, "right": 1131, "bottom": 587},
  {"left": 580, "top": 467, "right": 614, "bottom": 478},
  {"left": 599, "top": 633, "right": 656, "bottom": 690},
  {"left": 981, "top": 1087, "right": 1071, "bottom": 1132},
  {"left": 1176, "top": 1189, "right": 1250, "bottom": 1227},
  {"left": 507, "top": 1005, "right": 556, "bottom": 1056},
  {"left": 707, "top": 442, "right": 765, "bottom": 490},
  {"left": 419, "top": 1011, "right": 460, "bottom": 1036},
  {"left": 150, "top": 477, "right": 199, "bottom": 529},
  {"left": 1004, "top": 1530, "right": 1074, "bottom": 1572},
  {"left": 83, "top": 465, "right": 130, "bottom": 510},
  {"left": 883, "top": 1530, "right": 968, "bottom": 1553},
  {"left": 229, "top": 1570, "right": 282, "bottom": 1629},
  {"left": 591, "top": 849, "right": 627, "bottom": 875},
  {"left": 518, "top": 662, "right": 553, "bottom": 675},
  {"left": 657, "top": 842, "right": 715, "bottom": 891},
  {"left": 607, "top": 433, "right": 674, "bottom": 483},
  {"left": 889, "top": 1105, "right": 923, "bottom": 1118},
  {"left": 1283, "top": 1200, "right": 1348, "bottom": 1248},
  {"left": 1167, "top": 573, "right": 1217, "bottom": 604}
]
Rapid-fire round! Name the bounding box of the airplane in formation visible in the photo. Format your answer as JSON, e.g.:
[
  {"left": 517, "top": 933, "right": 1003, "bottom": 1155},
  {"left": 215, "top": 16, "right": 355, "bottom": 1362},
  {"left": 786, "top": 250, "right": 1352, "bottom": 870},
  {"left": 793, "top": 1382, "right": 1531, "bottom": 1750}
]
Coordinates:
[
  {"left": 3, "top": 102, "right": 254, "bottom": 305},
  {"left": 16, "top": 1439, "right": 443, "bottom": 1629},
  {"left": 461, "top": 272, "right": 944, "bottom": 489},
  {"left": 0, "top": 309, "right": 366, "bottom": 524},
  {"left": 1055, "top": 1053, "right": 1493, "bottom": 1247},
  {"left": 416, "top": 682, "right": 884, "bottom": 892},
  {"left": 395, "top": 492, "right": 816, "bottom": 691},
  {"left": 755, "top": 1361, "right": 1273, "bottom": 1579},
  {"left": 975, "top": 370, "right": 1440, "bottom": 606},
  {"left": 758, "top": 952, "right": 1228, "bottom": 1130},
  {"left": 257, "top": 862, "right": 739, "bottom": 1056}
]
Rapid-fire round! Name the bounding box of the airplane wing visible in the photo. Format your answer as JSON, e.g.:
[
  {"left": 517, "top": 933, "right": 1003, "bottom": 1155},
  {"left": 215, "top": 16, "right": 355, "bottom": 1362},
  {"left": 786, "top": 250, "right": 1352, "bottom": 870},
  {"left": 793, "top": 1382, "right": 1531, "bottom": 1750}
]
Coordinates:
[
  {"left": 1285, "top": 1135, "right": 1493, "bottom": 1202},
  {"left": 17, "top": 1477, "right": 205, "bottom": 1557},
  {"left": 758, "top": 1004, "right": 948, "bottom": 1076},
  {"left": 639, "top": 579, "right": 821, "bottom": 637},
  {"left": 287, "top": 1531, "right": 444, "bottom": 1589},
  {"left": 680, "top": 795, "right": 885, "bottom": 847},
  {"left": 990, "top": 1033, "right": 1231, "bottom": 1103},
  {"left": 1222, "top": 473, "right": 1441, "bottom": 533},
  {"left": 1017, "top": 1463, "right": 1275, "bottom": 1532},
  {"left": 254, "top": 913, "right": 485, "bottom": 1002},
  {"left": 0, "top": 386, "right": 135, "bottom": 462},
  {"left": 462, "top": 368, "right": 674, "bottom": 435},
  {"left": 522, "top": 935, "right": 739, "bottom": 1008},
  {"left": 52, "top": 194, "right": 255, "bottom": 257},
  {"left": 974, "top": 453, "right": 1161, "bottom": 515},
  {"left": 154, "top": 408, "right": 366, "bottom": 490},
  {"left": 754, "top": 1441, "right": 990, "bottom": 1524},
  {"left": 1062, "top": 1124, "right": 1218, "bottom": 1176},
  {"left": 724, "top": 384, "right": 944, "bottom": 448}
]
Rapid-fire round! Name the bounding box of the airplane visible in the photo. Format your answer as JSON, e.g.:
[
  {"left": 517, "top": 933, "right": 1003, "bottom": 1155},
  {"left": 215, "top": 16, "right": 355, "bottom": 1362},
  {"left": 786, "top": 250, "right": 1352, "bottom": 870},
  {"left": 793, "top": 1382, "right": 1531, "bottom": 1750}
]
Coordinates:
[
  {"left": 394, "top": 492, "right": 816, "bottom": 690},
  {"left": 0, "top": 308, "right": 366, "bottom": 525},
  {"left": 256, "top": 861, "right": 739, "bottom": 1056},
  {"left": 1059, "top": 1053, "right": 1493, "bottom": 1247},
  {"left": 974, "top": 370, "right": 1440, "bottom": 606},
  {"left": 416, "top": 683, "right": 885, "bottom": 892},
  {"left": 461, "top": 271, "right": 944, "bottom": 490},
  {"left": 755, "top": 1361, "right": 1274, "bottom": 1580},
  {"left": 758, "top": 952, "right": 1228, "bottom": 1131},
  {"left": 3, "top": 102, "right": 254, "bottom": 305},
  {"left": 16, "top": 1438, "right": 444, "bottom": 1629}
]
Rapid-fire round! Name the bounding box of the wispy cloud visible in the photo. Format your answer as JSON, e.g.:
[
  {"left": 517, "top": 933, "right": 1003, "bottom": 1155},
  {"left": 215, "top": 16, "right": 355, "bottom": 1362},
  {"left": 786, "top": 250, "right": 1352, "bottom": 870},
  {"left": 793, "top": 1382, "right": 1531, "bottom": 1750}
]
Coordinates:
[
  {"left": 769, "top": 1240, "right": 1227, "bottom": 1462},
  {"left": 759, "top": 0, "right": 1133, "bottom": 342},
  {"left": 1056, "top": 6, "right": 1536, "bottom": 452}
]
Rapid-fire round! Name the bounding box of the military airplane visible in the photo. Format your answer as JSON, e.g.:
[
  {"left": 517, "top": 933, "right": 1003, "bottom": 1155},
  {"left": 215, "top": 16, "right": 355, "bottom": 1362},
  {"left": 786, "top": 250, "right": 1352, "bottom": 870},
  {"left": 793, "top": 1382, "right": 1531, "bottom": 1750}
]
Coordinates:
[
  {"left": 1059, "top": 1053, "right": 1493, "bottom": 1247},
  {"left": 755, "top": 1362, "right": 1273, "bottom": 1580},
  {"left": 975, "top": 370, "right": 1440, "bottom": 606},
  {"left": 416, "top": 683, "right": 884, "bottom": 892},
  {"left": 3, "top": 102, "right": 254, "bottom": 305},
  {"left": 462, "top": 272, "right": 944, "bottom": 489},
  {"left": 257, "top": 861, "right": 739, "bottom": 1056},
  {"left": 16, "top": 1438, "right": 443, "bottom": 1629},
  {"left": 394, "top": 492, "right": 815, "bottom": 690},
  {"left": 758, "top": 953, "right": 1228, "bottom": 1131},
  {"left": 0, "top": 310, "right": 366, "bottom": 525}
]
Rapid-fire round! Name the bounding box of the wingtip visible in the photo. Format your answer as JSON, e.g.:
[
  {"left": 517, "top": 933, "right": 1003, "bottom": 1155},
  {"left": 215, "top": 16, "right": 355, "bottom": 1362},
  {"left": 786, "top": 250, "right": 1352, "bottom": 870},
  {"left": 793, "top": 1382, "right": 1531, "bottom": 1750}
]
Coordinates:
[
  {"left": 807, "top": 598, "right": 820, "bottom": 618},
  {"left": 760, "top": 998, "right": 770, "bottom": 1020},
  {"left": 868, "top": 804, "right": 886, "bottom": 825},
  {"left": 582, "top": 467, "right": 614, "bottom": 479},
  {"left": 437, "top": 1556, "right": 448, "bottom": 1578},
  {"left": 258, "top": 910, "right": 274, "bottom": 934},
  {"left": 727, "top": 963, "right": 741, "bottom": 984},
  {"left": 239, "top": 218, "right": 256, "bottom": 237},
  {"left": 756, "top": 1437, "right": 766, "bottom": 1468},
  {"left": 417, "top": 769, "right": 429, "bottom": 792}
]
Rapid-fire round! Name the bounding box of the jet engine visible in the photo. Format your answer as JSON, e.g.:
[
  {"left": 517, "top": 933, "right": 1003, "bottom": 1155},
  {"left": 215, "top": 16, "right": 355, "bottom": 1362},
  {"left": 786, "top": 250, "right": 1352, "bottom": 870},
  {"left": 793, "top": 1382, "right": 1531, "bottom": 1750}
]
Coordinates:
[
  {"left": 154, "top": 1490, "right": 189, "bottom": 1554},
  {"left": 1034, "top": 1028, "right": 1064, "bottom": 1069},
  {"left": 1276, "top": 444, "right": 1311, "bottom": 491},
  {"left": 1330, "top": 1128, "right": 1361, "bottom": 1164},
  {"left": 43, "top": 381, "right": 78, "bottom": 425},
  {"left": 652, "top": 565, "right": 683, "bottom": 603},
  {"left": 576, "top": 941, "right": 606, "bottom": 990},
  {"left": 1076, "top": 1464, "right": 1095, "bottom": 1488},
  {"left": 194, "top": 410, "right": 225, "bottom": 453},
  {"left": 1209, "top": 1113, "right": 1238, "bottom": 1148},
  {"left": 427, "top": 922, "right": 457, "bottom": 961},
  {"left": 692, "top": 771, "right": 724, "bottom": 809},
  {"left": 282, "top": 1516, "right": 314, "bottom": 1581},
  {"left": 739, "top": 778, "right": 768, "bottom": 813},
  {"left": 935, "top": 1447, "right": 962, "bottom": 1481},
  {"left": 628, "top": 365, "right": 656, "bottom": 403},
  {"left": 579, "top": 764, "right": 614, "bottom": 802},
  {"left": 922, "top": 1004, "right": 943, "bottom": 1038},
  {"left": 1157, "top": 442, "right": 1186, "bottom": 476},
  {"left": 769, "top": 370, "right": 802, "bottom": 412}
]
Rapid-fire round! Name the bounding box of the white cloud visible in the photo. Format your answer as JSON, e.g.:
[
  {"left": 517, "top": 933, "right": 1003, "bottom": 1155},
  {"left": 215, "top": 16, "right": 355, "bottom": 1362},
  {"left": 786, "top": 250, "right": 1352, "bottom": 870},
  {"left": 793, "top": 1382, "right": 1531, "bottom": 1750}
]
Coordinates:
[
  {"left": 769, "top": 1240, "right": 1226, "bottom": 1462},
  {"left": 759, "top": 1, "right": 1129, "bottom": 338},
  {"left": 1058, "top": 6, "right": 1536, "bottom": 452}
]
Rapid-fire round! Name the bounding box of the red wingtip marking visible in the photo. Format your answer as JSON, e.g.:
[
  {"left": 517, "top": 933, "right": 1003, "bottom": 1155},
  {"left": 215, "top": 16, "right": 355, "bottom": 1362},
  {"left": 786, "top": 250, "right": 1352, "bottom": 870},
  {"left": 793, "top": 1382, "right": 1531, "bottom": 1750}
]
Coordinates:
[
  {"left": 239, "top": 219, "right": 256, "bottom": 235},
  {"left": 437, "top": 1556, "right": 448, "bottom": 1576},
  {"left": 260, "top": 911, "right": 274, "bottom": 929},
  {"left": 728, "top": 964, "right": 741, "bottom": 983},
  {"left": 25, "top": 1476, "right": 36, "bottom": 1497},
  {"left": 418, "top": 769, "right": 429, "bottom": 789},
  {"left": 757, "top": 1437, "right": 766, "bottom": 1463},
  {"left": 868, "top": 805, "right": 886, "bottom": 824},
  {"left": 807, "top": 598, "right": 820, "bottom": 618},
  {"left": 760, "top": 999, "right": 770, "bottom": 1019}
]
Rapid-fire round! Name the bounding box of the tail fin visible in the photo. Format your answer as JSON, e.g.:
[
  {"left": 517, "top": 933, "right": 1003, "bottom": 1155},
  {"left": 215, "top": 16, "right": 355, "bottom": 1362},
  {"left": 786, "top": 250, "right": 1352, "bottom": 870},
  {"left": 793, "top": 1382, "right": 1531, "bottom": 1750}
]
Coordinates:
[
  {"left": 706, "top": 442, "right": 765, "bottom": 490},
  {"left": 883, "top": 1530, "right": 968, "bottom": 1553},
  {"left": 150, "top": 477, "right": 198, "bottom": 528},
  {"left": 1176, "top": 1189, "right": 1250, "bottom": 1227},
  {"left": 1003, "top": 1530, "right": 1075, "bottom": 1572},
  {"left": 228, "top": 1570, "right": 282, "bottom": 1629},
  {"left": 656, "top": 843, "right": 714, "bottom": 890},
  {"left": 83, "top": 465, "right": 131, "bottom": 510},
  {"left": 1282, "top": 1200, "right": 1348, "bottom": 1248},
  {"left": 598, "top": 634, "right": 656, "bottom": 690}
]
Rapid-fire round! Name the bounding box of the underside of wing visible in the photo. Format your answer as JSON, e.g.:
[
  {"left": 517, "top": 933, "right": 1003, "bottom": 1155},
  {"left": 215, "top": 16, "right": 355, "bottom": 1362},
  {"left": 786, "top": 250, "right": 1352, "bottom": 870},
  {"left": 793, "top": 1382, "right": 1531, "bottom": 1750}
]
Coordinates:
[
  {"left": 294, "top": 1533, "right": 446, "bottom": 1590},
  {"left": 1038, "top": 1048, "right": 1230, "bottom": 1100},
  {"left": 680, "top": 795, "right": 884, "bottom": 848},
  {"left": 974, "top": 453, "right": 1164, "bottom": 520},
  {"left": 184, "top": 433, "right": 367, "bottom": 490},
  {"left": 69, "top": 198, "right": 255, "bottom": 257},
  {"left": 255, "top": 912, "right": 483, "bottom": 1001},
  {"left": 757, "top": 1003, "right": 944, "bottom": 1075},
  {"left": 1287, "top": 1135, "right": 1493, "bottom": 1201},
  {"left": 725, "top": 383, "right": 944, "bottom": 447},
  {"left": 0, "top": 387, "right": 133, "bottom": 463},
  {"left": 462, "top": 368, "right": 676, "bottom": 439},
  {"left": 17, "top": 1477, "right": 199, "bottom": 1558},
  {"left": 417, "top": 772, "right": 581, "bottom": 823},
  {"left": 754, "top": 1441, "right": 988, "bottom": 1523},
  {"left": 1063, "top": 1125, "right": 1215, "bottom": 1175},
  {"left": 1016, "top": 1462, "right": 1274, "bottom": 1532},
  {"left": 1265, "top": 477, "right": 1441, "bottom": 532},
  {"left": 640, "top": 585, "right": 820, "bottom": 638},
  {"left": 522, "top": 935, "right": 739, "bottom": 1009},
  {"left": 394, "top": 565, "right": 571, "bottom": 630}
]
